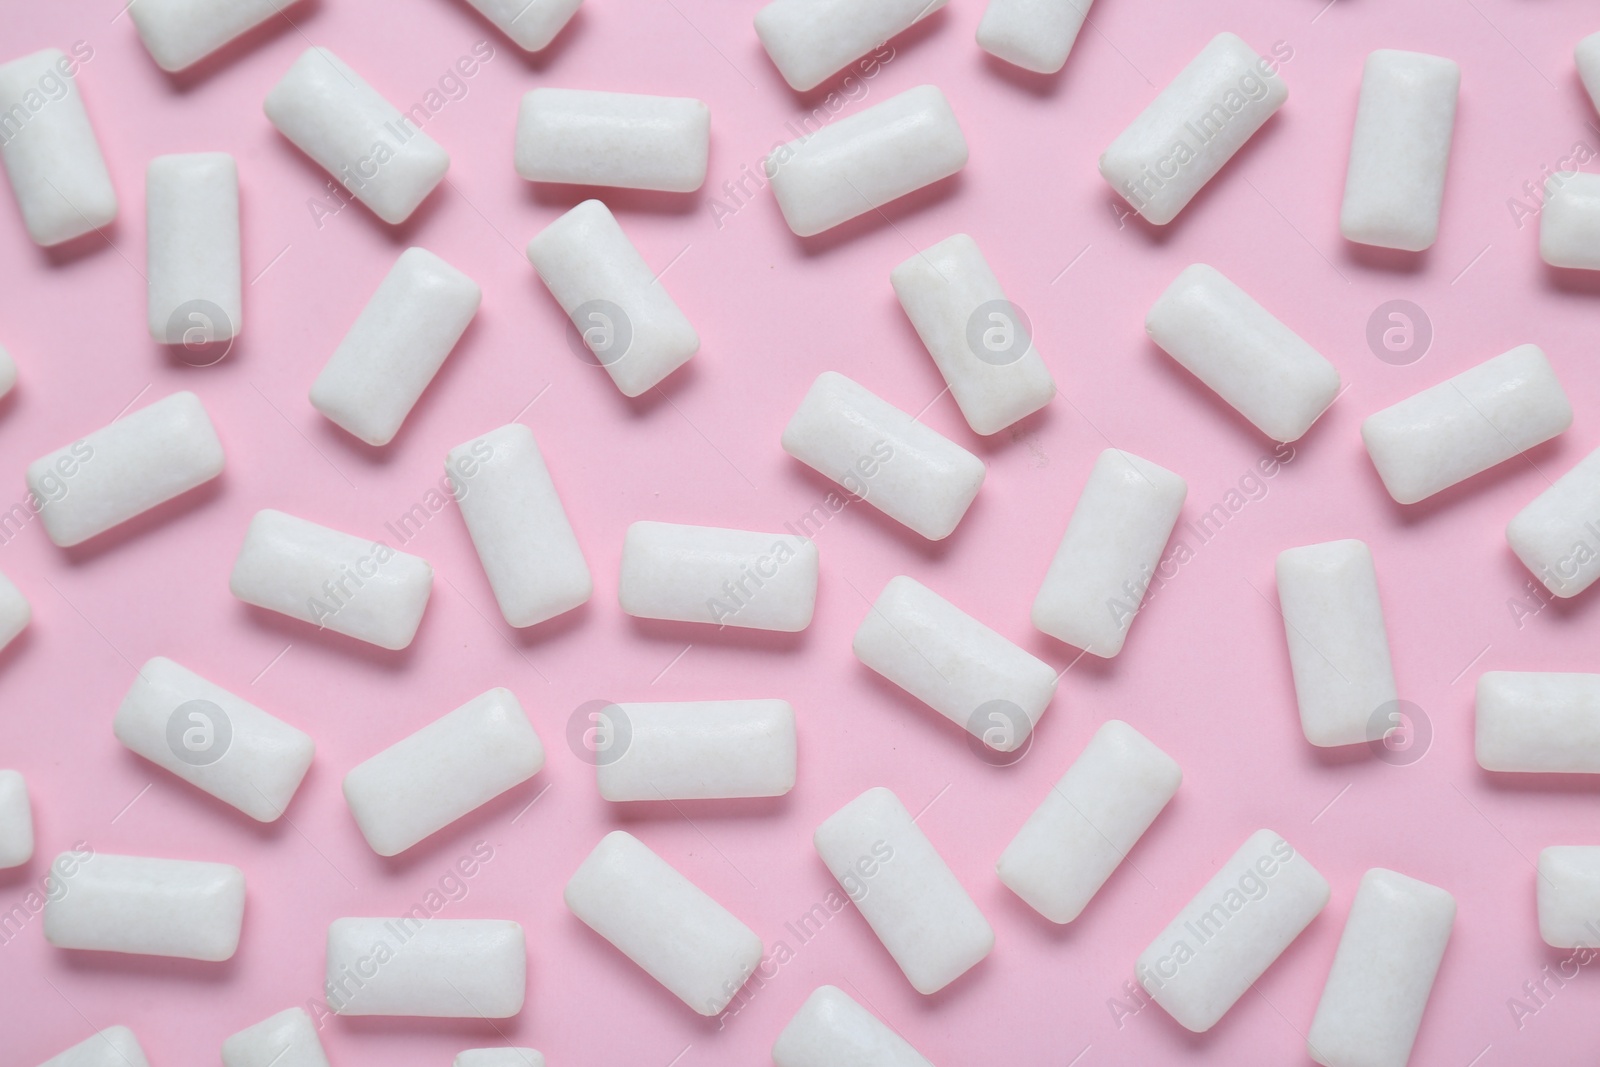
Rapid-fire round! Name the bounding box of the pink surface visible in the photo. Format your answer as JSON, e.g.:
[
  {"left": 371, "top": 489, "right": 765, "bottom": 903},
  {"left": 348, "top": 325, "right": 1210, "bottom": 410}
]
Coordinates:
[{"left": 3, "top": 0, "right": 1600, "bottom": 1063}]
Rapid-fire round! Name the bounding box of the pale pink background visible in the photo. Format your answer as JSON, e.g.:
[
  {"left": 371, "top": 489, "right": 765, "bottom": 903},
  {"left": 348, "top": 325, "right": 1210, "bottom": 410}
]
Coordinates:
[{"left": 3, "top": 0, "right": 1600, "bottom": 1062}]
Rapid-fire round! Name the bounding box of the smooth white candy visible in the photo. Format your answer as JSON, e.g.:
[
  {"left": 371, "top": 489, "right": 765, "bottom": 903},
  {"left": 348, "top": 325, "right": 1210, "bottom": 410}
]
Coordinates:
[
  {"left": 1032, "top": 448, "right": 1186, "bottom": 657},
  {"left": 1307, "top": 869, "right": 1454, "bottom": 1067},
  {"left": 0, "top": 768, "right": 33, "bottom": 868},
  {"left": 37, "top": 1028, "right": 150, "bottom": 1067},
  {"left": 310, "top": 247, "right": 481, "bottom": 446},
  {"left": 853, "top": 575, "right": 1056, "bottom": 752},
  {"left": 564, "top": 830, "right": 763, "bottom": 1015},
  {"left": 229, "top": 509, "right": 433, "bottom": 650},
  {"left": 782, "top": 371, "right": 985, "bottom": 540},
  {"left": 976, "top": 0, "right": 1093, "bottom": 75},
  {"left": 997, "top": 720, "right": 1180, "bottom": 923},
  {"left": 460, "top": 0, "right": 578, "bottom": 51},
  {"left": 0, "top": 343, "right": 15, "bottom": 398},
  {"left": 890, "top": 233, "right": 1056, "bottom": 435},
  {"left": 1361, "top": 345, "right": 1572, "bottom": 505},
  {"left": 449, "top": 423, "right": 591, "bottom": 627},
  {"left": 1340, "top": 50, "right": 1459, "bottom": 252},
  {"left": 0, "top": 49, "right": 116, "bottom": 246},
  {"left": 344, "top": 688, "right": 544, "bottom": 856},
  {"left": 1275, "top": 540, "right": 1398, "bottom": 748},
  {"left": 515, "top": 89, "right": 709, "bottom": 192},
  {"left": 619, "top": 520, "right": 818, "bottom": 631},
  {"left": 264, "top": 47, "right": 449, "bottom": 224},
  {"left": 130, "top": 0, "right": 304, "bottom": 72},
  {"left": 772, "top": 985, "right": 935, "bottom": 1067},
  {"left": 27, "top": 390, "right": 225, "bottom": 548},
  {"left": 526, "top": 199, "right": 697, "bottom": 397},
  {"left": 44, "top": 852, "right": 245, "bottom": 961},
  {"left": 0, "top": 567, "right": 30, "bottom": 654},
  {"left": 1136, "top": 829, "right": 1329, "bottom": 1032},
  {"left": 1508, "top": 445, "right": 1600, "bottom": 598},
  {"left": 1539, "top": 173, "right": 1600, "bottom": 270},
  {"left": 766, "top": 85, "right": 968, "bottom": 237},
  {"left": 146, "top": 153, "right": 241, "bottom": 347},
  {"left": 815, "top": 787, "right": 993, "bottom": 994},
  {"left": 113, "top": 657, "right": 315, "bottom": 822},
  {"left": 597, "top": 700, "right": 796, "bottom": 801},
  {"left": 326, "top": 918, "right": 526, "bottom": 1016},
  {"left": 1100, "top": 33, "right": 1286, "bottom": 225},
  {"left": 1538, "top": 847, "right": 1600, "bottom": 947},
  {"left": 754, "top": 0, "right": 945, "bottom": 92},
  {"left": 1476, "top": 671, "right": 1600, "bottom": 774},
  {"left": 454, "top": 1051, "right": 545, "bottom": 1067},
  {"left": 1145, "top": 263, "right": 1339, "bottom": 443},
  {"left": 222, "top": 1008, "right": 329, "bottom": 1067},
  {"left": 1580, "top": 32, "right": 1600, "bottom": 115}
]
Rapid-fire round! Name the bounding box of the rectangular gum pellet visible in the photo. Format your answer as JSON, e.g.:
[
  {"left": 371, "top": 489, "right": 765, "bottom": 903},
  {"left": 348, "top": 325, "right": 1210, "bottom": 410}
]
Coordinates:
[
  {"left": 1275, "top": 539, "right": 1398, "bottom": 748},
  {"left": 596, "top": 700, "right": 796, "bottom": 801},
  {"left": 0, "top": 768, "right": 33, "bottom": 868},
  {"left": 0, "top": 48, "right": 117, "bottom": 246},
  {"left": 772, "top": 985, "right": 935, "bottom": 1067},
  {"left": 222, "top": 1008, "right": 330, "bottom": 1067},
  {"left": 325, "top": 917, "right": 525, "bottom": 1017},
  {"left": 781, "top": 371, "right": 986, "bottom": 540},
  {"left": 343, "top": 688, "right": 544, "bottom": 856},
  {"left": 129, "top": 0, "right": 304, "bottom": 71},
  {"left": 976, "top": 0, "right": 1094, "bottom": 75},
  {"left": 526, "top": 199, "right": 698, "bottom": 396},
  {"left": 564, "top": 830, "right": 764, "bottom": 1015},
  {"left": 44, "top": 852, "right": 245, "bottom": 961},
  {"left": 1031, "top": 448, "right": 1186, "bottom": 657},
  {"left": 618, "top": 520, "right": 818, "bottom": 631},
  {"left": 1361, "top": 344, "right": 1572, "bottom": 504},
  {"left": 1136, "top": 829, "right": 1330, "bottom": 1032},
  {"left": 449, "top": 424, "right": 592, "bottom": 627},
  {"left": 997, "top": 720, "right": 1181, "bottom": 923},
  {"left": 890, "top": 233, "right": 1056, "bottom": 435},
  {"left": 1340, "top": 50, "right": 1460, "bottom": 252},
  {"left": 27, "top": 390, "right": 225, "bottom": 548},
  {"left": 114, "top": 657, "right": 314, "bottom": 822},
  {"left": 853, "top": 575, "right": 1057, "bottom": 752},
  {"left": 455, "top": 1051, "right": 545, "bottom": 1067},
  {"left": 229, "top": 509, "right": 433, "bottom": 650},
  {"left": 462, "top": 0, "right": 579, "bottom": 51},
  {"left": 264, "top": 47, "right": 449, "bottom": 224},
  {"left": 1476, "top": 671, "right": 1600, "bottom": 773},
  {"left": 0, "top": 343, "right": 15, "bottom": 397},
  {"left": 1540, "top": 173, "right": 1600, "bottom": 270},
  {"left": 1307, "top": 868, "right": 1454, "bottom": 1067},
  {"left": 814, "top": 787, "right": 994, "bottom": 994},
  {"left": 146, "top": 152, "right": 241, "bottom": 346},
  {"left": 1538, "top": 846, "right": 1600, "bottom": 947},
  {"left": 515, "top": 89, "right": 709, "bottom": 192},
  {"left": 310, "top": 247, "right": 481, "bottom": 446},
  {"left": 1100, "top": 33, "right": 1287, "bottom": 225},
  {"left": 1509, "top": 446, "right": 1600, "bottom": 597},
  {"left": 766, "top": 85, "right": 968, "bottom": 236},
  {"left": 0, "top": 567, "right": 30, "bottom": 654},
  {"left": 1145, "top": 263, "right": 1340, "bottom": 442},
  {"left": 38, "top": 1028, "right": 150, "bottom": 1067},
  {"left": 1580, "top": 32, "right": 1600, "bottom": 114},
  {"left": 754, "top": 0, "right": 947, "bottom": 91}
]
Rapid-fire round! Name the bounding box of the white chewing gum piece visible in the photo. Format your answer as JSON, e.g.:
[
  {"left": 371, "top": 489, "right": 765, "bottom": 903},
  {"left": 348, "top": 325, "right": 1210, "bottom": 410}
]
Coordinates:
[
  {"left": 977, "top": 0, "right": 1094, "bottom": 75},
  {"left": 454, "top": 1050, "right": 546, "bottom": 1067},
  {"left": 343, "top": 688, "right": 544, "bottom": 856},
  {"left": 130, "top": 0, "right": 308, "bottom": 71},
  {"left": 221, "top": 1008, "right": 330, "bottom": 1067},
  {"left": 1539, "top": 172, "right": 1600, "bottom": 270},
  {"left": 325, "top": 917, "right": 526, "bottom": 1016},
  {"left": 44, "top": 852, "right": 245, "bottom": 961},
  {"left": 1476, "top": 671, "right": 1600, "bottom": 773},
  {"left": 814, "top": 787, "right": 993, "bottom": 994},
  {"left": 1538, "top": 847, "right": 1600, "bottom": 948},
  {"left": 564, "top": 830, "right": 764, "bottom": 1016},
  {"left": 0, "top": 48, "right": 117, "bottom": 246},
  {"left": 37, "top": 1028, "right": 150, "bottom": 1067},
  {"left": 596, "top": 700, "right": 796, "bottom": 801},
  {"left": 460, "top": 0, "right": 579, "bottom": 51},
  {"left": 146, "top": 152, "right": 241, "bottom": 347},
  {"left": 772, "top": 985, "right": 936, "bottom": 1067},
  {"left": 618, "top": 520, "right": 818, "bottom": 631},
  {"left": 26, "top": 391, "right": 224, "bottom": 547},
  {"left": 515, "top": 88, "right": 709, "bottom": 192},
  {"left": 754, "top": 0, "right": 947, "bottom": 91},
  {"left": 0, "top": 567, "right": 31, "bottom": 655},
  {"left": 0, "top": 768, "right": 34, "bottom": 868},
  {"left": 1508, "top": 445, "right": 1600, "bottom": 598},
  {"left": 1361, "top": 344, "right": 1572, "bottom": 504}
]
